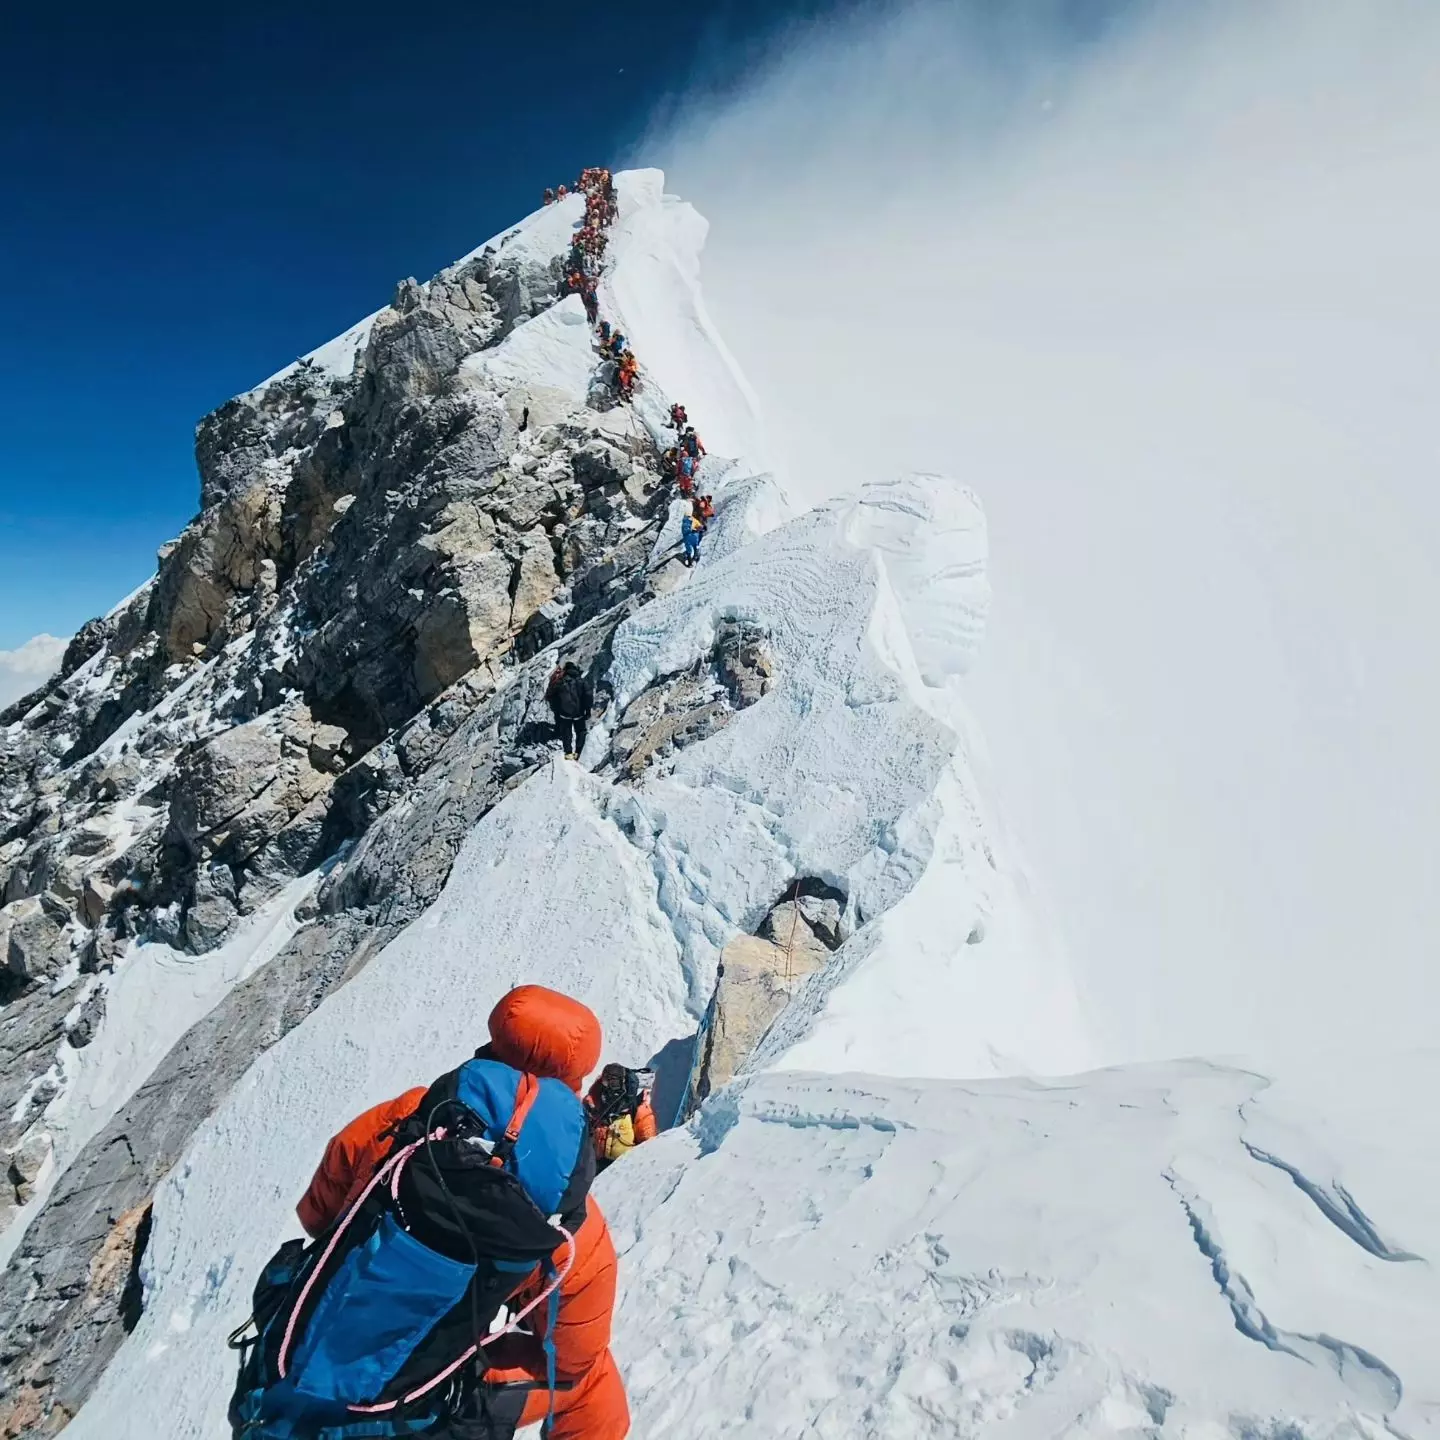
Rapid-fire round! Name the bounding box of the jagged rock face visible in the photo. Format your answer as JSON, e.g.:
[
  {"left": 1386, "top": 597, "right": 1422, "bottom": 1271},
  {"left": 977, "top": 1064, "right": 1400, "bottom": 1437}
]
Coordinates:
[
  {"left": 0, "top": 172, "right": 789, "bottom": 1434},
  {"left": 0, "top": 224, "right": 649, "bottom": 966},
  {"left": 1, "top": 895, "right": 73, "bottom": 987},
  {"left": 0, "top": 600, "right": 670, "bottom": 1435},
  {"left": 0, "top": 535, "right": 779, "bottom": 1429},
  {"left": 0, "top": 208, "right": 672, "bottom": 1402},
  {"left": 166, "top": 698, "right": 336, "bottom": 919},
  {"left": 691, "top": 880, "right": 848, "bottom": 1106}
]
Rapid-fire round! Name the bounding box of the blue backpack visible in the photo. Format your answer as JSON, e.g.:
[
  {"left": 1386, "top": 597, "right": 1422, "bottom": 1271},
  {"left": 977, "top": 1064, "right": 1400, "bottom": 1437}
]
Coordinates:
[{"left": 228, "top": 1058, "right": 594, "bottom": 1438}]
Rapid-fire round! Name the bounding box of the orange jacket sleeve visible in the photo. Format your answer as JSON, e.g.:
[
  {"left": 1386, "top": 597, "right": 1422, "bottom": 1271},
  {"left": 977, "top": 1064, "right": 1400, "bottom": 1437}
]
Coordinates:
[
  {"left": 295, "top": 1087, "right": 427, "bottom": 1238},
  {"left": 633, "top": 1098, "right": 658, "bottom": 1144},
  {"left": 484, "top": 1196, "right": 618, "bottom": 1386},
  {"left": 545, "top": 1196, "right": 619, "bottom": 1380}
]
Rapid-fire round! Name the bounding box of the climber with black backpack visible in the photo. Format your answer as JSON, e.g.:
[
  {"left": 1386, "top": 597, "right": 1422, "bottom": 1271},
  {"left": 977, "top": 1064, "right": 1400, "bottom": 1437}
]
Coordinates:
[
  {"left": 583, "top": 1065, "right": 658, "bottom": 1171},
  {"left": 227, "top": 985, "right": 630, "bottom": 1439},
  {"left": 545, "top": 661, "right": 594, "bottom": 761}
]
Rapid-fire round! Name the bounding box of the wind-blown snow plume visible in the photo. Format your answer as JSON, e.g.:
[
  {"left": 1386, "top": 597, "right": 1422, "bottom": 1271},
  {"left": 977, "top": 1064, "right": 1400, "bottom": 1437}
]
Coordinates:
[{"left": 643, "top": 0, "right": 1440, "bottom": 1067}]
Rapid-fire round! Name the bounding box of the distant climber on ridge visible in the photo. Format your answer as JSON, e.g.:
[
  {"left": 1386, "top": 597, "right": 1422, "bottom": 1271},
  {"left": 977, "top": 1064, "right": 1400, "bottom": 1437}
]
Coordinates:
[
  {"left": 547, "top": 660, "right": 595, "bottom": 760},
  {"left": 227, "top": 985, "right": 629, "bottom": 1439},
  {"left": 680, "top": 508, "right": 706, "bottom": 568},
  {"left": 668, "top": 402, "right": 688, "bottom": 430},
  {"left": 616, "top": 351, "right": 638, "bottom": 402},
  {"left": 584, "top": 1065, "right": 658, "bottom": 1170}
]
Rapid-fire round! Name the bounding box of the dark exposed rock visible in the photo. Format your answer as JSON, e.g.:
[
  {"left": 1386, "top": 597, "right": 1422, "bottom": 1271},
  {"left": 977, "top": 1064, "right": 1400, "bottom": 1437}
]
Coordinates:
[
  {"left": 714, "top": 620, "right": 776, "bottom": 708},
  {"left": 323, "top": 598, "right": 641, "bottom": 929},
  {"left": 59, "top": 617, "right": 115, "bottom": 680},
  {"left": 65, "top": 985, "right": 106, "bottom": 1050},
  {"left": 602, "top": 621, "right": 774, "bottom": 781},
  {"left": 169, "top": 721, "right": 284, "bottom": 844},
  {"left": 0, "top": 913, "right": 389, "bottom": 1428},
  {"left": 759, "top": 878, "right": 848, "bottom": 953},
  {"left": 182, "top": 863, "right": 239, "bottom": 951},
  {"left": 1, "top": 895, "right": 72, "bottom": 984},
  {"left": 7, "top": 1131, "right": 52, "bottom": 1207}
]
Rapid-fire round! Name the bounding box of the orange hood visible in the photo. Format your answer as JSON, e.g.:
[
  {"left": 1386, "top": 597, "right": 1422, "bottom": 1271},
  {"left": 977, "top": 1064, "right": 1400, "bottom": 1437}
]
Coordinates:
[{"left": 487, "top": 985, "right": 603, "bottom": 1093}]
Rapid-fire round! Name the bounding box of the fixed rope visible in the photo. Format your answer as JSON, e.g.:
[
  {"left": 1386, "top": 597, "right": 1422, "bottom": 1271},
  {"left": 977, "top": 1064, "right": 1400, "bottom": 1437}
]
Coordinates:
[{"left": 781, "top": 877, "right": 802, "bottom": 985}]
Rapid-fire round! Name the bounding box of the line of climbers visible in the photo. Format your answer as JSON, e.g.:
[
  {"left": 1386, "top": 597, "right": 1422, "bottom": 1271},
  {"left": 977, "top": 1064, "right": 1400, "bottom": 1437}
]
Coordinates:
[
  {"left": 559, "top": 168, "right": 617, "bottom": 330},
  {"left": 554, "top": 173, "right": 637, "bottom": 405},
  {"left": 552, "top": 171, "right": 719, "bottom": 570},
  {"left": 229, "top": 985, "right": 661, "bottom": 1439},
  {"left": 223, "top": 172, "right": 714, "bottom": 1439},
  {"left": 555, "top": 169, "right": 643, "bottom": 410},
  {"left": 661, "top": 404, "right": 714, "bottom": 566}
]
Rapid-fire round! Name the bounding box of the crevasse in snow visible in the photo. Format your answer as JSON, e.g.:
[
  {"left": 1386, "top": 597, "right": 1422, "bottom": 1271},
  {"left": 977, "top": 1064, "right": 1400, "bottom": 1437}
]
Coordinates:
[{"left": 60, "top": 172, "right": 1439, "bottom": 1440}]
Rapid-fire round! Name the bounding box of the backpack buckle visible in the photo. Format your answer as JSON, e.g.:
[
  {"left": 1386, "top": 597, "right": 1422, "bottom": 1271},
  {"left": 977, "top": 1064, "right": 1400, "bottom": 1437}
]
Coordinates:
[{"left": 488, "top": 1073, "right": 541, "bottom": 1169}]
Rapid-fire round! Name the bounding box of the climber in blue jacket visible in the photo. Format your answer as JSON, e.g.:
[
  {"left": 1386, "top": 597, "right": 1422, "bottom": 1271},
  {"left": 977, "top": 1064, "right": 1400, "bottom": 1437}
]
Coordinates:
[{"left": 680, "top": 509, "right": 705, "bottom": 568}]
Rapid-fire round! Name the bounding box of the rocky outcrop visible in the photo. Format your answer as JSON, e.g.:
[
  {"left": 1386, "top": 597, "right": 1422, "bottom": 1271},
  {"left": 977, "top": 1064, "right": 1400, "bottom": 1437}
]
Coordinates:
[
  {"left": 160, "top": 700, "right": 340, "bottom": 945},
  {"left": 0, "top": 606, "right": 675, "bottom": 1429},
  {"left": 602, "top": 621, "right": 774, "bottom": 781},
  {"left": 1, "top": 896, "right": 73, "bottom": 988},
  {"left": 0, "top": 915, "right": 381, "bottom": 1433},
  {"left": 690, "top": 880, "right": 847, "bottom": 1108}
]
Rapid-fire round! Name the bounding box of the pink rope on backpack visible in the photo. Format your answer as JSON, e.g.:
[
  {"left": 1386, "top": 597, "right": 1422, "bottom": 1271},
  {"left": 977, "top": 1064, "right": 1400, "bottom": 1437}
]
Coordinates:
[
  {"left": 345, "top": 1222, "right": 577, "bottom": 1415},
  {"left": 276, "top": 1133, "right": 439, "bottom": 1380}
]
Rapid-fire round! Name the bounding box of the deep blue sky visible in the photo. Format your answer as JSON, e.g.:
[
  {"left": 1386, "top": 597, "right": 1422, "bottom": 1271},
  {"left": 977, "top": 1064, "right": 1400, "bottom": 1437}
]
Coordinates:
[{"left": 0, "top": 0, "right": 813, "bottom": 646}]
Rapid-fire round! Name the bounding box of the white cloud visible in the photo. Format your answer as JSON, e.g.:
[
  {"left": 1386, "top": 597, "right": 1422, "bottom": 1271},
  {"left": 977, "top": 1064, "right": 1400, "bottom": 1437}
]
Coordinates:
[
  {"left": 641, "top": 0, "right": 1440, "bottom": 1065},
  {"left": 0, "top": 634, "right": 67, "bottom": 711}
]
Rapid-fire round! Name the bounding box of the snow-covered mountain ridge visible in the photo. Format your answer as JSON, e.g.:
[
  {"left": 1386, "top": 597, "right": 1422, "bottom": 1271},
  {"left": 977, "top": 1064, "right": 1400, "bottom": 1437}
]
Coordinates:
[{"left": 2, "top": 172, "right": 1435, "bottom": 1439}]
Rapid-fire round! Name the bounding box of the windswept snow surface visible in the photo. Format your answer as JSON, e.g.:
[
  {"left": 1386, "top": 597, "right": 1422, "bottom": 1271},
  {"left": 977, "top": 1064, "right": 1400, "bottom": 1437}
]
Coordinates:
[
  {"left": 606, "top": 1055, "right": 1440, "bottom": 1438},
  {"left": 461, "top": 293, "right": 596, "bottom": 401}
]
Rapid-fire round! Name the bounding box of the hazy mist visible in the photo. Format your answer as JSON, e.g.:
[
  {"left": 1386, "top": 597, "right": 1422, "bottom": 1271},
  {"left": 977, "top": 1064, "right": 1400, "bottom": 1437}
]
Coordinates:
[{"left": 643, "top": 0, "right": 1440, "bottom": 1066}]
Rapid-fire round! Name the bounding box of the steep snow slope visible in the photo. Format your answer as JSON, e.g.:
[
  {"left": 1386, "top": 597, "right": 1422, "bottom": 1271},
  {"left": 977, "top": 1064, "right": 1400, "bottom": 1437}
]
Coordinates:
[{"left": 602, "top": 170, "right": 766, "bottom": 468}]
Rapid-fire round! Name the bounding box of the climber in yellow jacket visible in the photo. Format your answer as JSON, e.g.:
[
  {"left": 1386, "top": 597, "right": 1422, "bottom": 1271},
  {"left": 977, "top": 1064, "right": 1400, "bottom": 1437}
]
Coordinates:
[{"left": 583, "top": 1064, "right": 658, "bottom": 1169}]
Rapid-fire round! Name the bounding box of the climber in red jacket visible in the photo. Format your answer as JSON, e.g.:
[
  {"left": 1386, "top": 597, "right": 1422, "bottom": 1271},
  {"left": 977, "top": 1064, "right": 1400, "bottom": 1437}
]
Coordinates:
[{"left": 296, "top": 987, "right": 630, "bottom": 1440}]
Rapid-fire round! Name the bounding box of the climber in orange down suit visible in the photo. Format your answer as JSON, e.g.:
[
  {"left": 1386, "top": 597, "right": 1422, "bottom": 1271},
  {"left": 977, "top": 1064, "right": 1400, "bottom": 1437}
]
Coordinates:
[{"left": 296, "top": 987, "right": 631, "bottom": 1440}]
